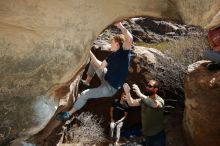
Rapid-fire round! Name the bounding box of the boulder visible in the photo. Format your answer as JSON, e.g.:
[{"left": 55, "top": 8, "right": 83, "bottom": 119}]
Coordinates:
[
  {"left": 130, "top": 46, "right": 184, "bottom": 100},
  {"left": 133, "top": 18, "right": 159, "bottom": 33},
  {"left": 183, "top": 61, "right": 220, "bottom": 146},
  {"left": 101, "top": 18, "right": 201, "bottom": 44},
  {"left": 131, "top": 28, "right": 148, "bottom": 42},
  {"left": 0, "top": 0, "right": 219, "bottom": 144}
]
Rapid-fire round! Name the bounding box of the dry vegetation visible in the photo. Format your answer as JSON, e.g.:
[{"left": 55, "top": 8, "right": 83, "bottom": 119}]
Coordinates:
[
  {"left": 61, "top": 112, "right": 106, "bottom": 146},
  {"left": 165, "top": 35, "right": 209, "bottom": 70},
  {"left": 136, "top": 35, "right": 209, "bottom": 71}
]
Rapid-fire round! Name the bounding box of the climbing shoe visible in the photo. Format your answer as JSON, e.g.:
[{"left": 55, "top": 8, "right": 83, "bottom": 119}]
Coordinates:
[{"left": 56, "top": 111, "right": 69, "bottom": 122}]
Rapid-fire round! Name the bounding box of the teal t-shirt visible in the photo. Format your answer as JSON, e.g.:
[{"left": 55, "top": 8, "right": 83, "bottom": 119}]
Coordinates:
[{"left": 140, "top": 95, "right": 164, "bottom": 137}]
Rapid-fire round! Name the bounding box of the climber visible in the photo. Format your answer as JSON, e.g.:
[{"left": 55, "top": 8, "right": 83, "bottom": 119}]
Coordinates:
[{"left": 56, "top": 21, "right": 133, "bottom": 122}]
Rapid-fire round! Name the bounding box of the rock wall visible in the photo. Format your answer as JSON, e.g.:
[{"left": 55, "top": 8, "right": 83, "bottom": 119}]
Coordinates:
[
  {"left": 0, "top": 0, "right": 220, "bottom": 144},
  {"left": 183, "top": 61, "right": 220, "bottom": 146}
]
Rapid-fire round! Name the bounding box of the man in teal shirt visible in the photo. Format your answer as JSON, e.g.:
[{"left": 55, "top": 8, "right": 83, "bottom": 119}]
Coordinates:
[{"left": 123, "top": 80, "right": 165, "bottom": 146}]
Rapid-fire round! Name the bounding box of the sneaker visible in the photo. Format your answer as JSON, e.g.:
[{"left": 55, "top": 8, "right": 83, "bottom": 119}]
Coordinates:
[
  {"left": 207, "top": 63, "right": 220, "bottom": 71},
  {"left": 56, "top": 111, "right": 69, "bottom": 122},
  {"left": 79, "top": 79, "right": 90, "bottom": 90}
]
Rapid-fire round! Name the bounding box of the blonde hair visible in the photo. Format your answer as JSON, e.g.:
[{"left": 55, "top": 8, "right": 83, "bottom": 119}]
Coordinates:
[{"left": 113, "top": 34, "right": 125, "bottom": 48}]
